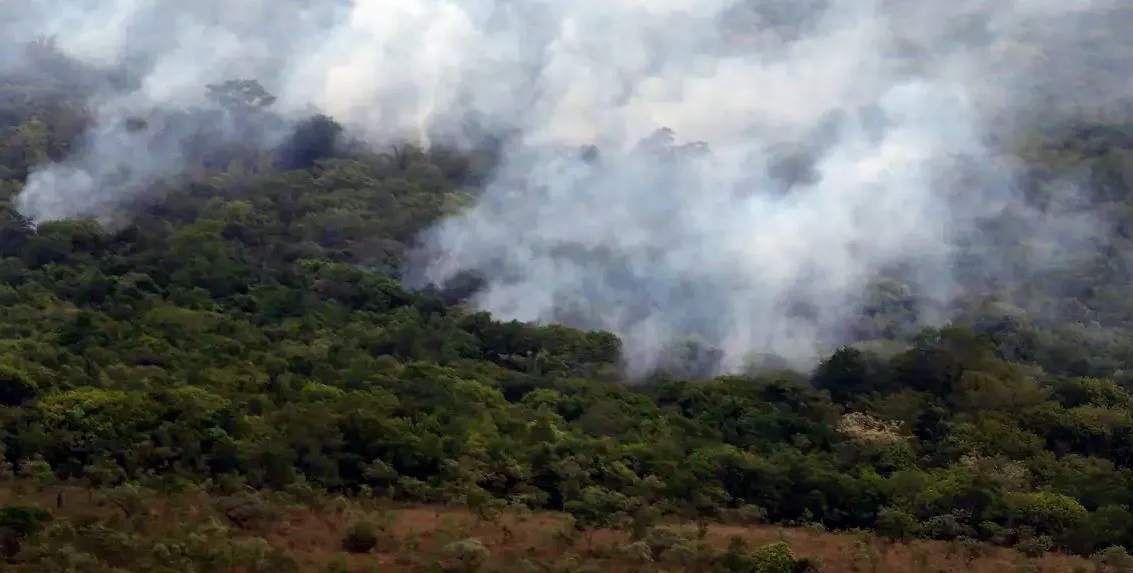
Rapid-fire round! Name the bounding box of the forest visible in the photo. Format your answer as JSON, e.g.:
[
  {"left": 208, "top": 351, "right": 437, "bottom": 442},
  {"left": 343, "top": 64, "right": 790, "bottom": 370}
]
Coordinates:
[{"left": 5, "top": 36, "right": 1133, "bottom": 573}]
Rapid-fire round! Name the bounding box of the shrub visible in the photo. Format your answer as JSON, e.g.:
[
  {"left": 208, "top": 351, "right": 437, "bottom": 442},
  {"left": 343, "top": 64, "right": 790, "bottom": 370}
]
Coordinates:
[
  {"left": 875, "top": 506, "right": 919, "bottom": 541},
  {"left": 341, "top": 520, "right": 380, "bottom": 554},
  {"left": 0, "top": 504, "right": 51, "bottom": 558}
]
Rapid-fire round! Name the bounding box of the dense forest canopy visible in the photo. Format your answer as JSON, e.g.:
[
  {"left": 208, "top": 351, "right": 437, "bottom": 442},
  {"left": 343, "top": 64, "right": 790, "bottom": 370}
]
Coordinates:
[{"left": 2, "top": 0, "right": 1133, "bottom": 571}]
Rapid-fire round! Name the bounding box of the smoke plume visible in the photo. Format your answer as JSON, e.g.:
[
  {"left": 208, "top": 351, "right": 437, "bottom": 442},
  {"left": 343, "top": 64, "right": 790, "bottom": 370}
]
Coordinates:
[{"left": 5, "top": 0, "right": 1132, "bottom": 374}]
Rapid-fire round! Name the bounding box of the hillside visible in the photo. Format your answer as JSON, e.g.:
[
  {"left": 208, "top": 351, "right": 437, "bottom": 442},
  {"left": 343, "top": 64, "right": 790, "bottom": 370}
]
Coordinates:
[
  {"left": 5, "top": 37, "right": 1133, "bottom": 573},
  {"left": 0, "top": 482, "right": 1107, "bottom": 573}
]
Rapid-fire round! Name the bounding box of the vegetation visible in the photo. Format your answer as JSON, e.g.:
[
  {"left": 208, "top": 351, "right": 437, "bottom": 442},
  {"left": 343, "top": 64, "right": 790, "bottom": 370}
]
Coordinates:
[
  {"left": 4, "top": 38, "right": 1133, "bottom": 572},
  {"left": 0, "top": 480, "right": 1114, "bottom": 573}
]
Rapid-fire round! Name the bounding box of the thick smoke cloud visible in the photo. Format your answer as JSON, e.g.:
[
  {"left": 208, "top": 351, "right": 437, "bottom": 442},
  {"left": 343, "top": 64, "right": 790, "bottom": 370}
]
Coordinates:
[{"left": 5, "top": 0, "right": 1131, "bottom": 374}]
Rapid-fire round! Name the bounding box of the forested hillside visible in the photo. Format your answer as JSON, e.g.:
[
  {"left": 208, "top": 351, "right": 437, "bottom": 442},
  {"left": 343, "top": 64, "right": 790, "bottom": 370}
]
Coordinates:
[{"left": 6, "top": 38, "right": 1133, "bottom": 573}]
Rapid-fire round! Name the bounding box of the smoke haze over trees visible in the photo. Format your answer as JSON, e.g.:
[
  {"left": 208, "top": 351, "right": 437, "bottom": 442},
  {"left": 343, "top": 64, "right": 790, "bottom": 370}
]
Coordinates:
[{"left": 4, "top": 0, "right": 1133, "bottom": 375}]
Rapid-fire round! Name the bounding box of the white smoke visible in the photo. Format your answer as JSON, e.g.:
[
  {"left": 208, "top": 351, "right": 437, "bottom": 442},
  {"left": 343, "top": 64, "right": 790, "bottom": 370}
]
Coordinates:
[{"left": 4, "top": 0, "right": 1128, "bottom": 373}]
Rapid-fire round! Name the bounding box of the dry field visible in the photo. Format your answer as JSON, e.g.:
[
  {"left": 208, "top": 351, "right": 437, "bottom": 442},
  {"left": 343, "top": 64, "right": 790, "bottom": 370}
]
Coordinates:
[{"left": 0, "top": 485, "right": 1099, "bottom": 573}]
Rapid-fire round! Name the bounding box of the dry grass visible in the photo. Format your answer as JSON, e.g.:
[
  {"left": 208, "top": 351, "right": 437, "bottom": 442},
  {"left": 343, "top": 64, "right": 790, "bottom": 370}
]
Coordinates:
[{"left": 0, "top": 484, "right": 1099, "bottom": 572}]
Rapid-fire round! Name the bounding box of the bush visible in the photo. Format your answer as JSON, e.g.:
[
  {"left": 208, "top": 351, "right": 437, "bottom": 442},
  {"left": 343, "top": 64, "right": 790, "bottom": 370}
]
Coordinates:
[
  {"left": 0, "top": 504, "right": 51, "bottom": 558},
  {"left": 443, "top": 538, "right": 490, "bottom": 573},
  {"left": 924, "top": 513, "right": 966, "bottom": 540},
  {"left": 1014, "top": 535, "right": 1053, "bottom": 558},
  {"left": 750, "top": 541, "right": 801, "bottom": 573},
  {"left": 1092, "top": 545, "right": 1133, "bottom": 573},
  {"left": 341, "top": 521, "right": 380, "bottom": 554},
  {"left": 875, "top": 506, "right": 919, "bottom": 541},
  {"left": 722, "top": 504, "right": 768, "bottom": 525},
  {"left": 213, "top": 492, "right": 282, "bottom": 532}
]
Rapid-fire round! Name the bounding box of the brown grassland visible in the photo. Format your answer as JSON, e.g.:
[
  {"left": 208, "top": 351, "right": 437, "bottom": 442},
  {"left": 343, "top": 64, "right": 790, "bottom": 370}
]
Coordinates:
[{"left": 0, "top": 483, "right": 1099, "bottom": 573}]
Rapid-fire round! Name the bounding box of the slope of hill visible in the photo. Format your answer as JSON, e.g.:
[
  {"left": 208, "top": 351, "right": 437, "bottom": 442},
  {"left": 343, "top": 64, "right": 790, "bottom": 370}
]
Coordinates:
[
  {"left": 0, "top": 482, "right": 1108, "bottom": 573},
  {"left": 4, "top": 39, "right": 1133, "bottom": 573}
]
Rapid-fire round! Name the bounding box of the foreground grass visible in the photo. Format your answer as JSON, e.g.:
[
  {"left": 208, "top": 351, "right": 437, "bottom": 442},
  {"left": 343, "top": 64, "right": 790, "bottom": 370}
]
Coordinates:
[{"left": 0, "top": 482, "right": 1103, "bottom": 573}]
